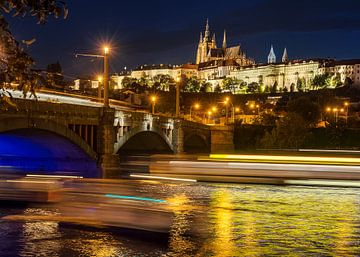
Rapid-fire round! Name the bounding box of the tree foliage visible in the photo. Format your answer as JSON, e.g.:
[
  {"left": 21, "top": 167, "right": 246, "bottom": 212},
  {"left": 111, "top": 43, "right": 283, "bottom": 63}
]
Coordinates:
[
  {"left": 261, "top": 113, "right": 308, "bottom": 149},
  {"left": 287, "top": 96, "right": 321, "bottom": 126},
  {"left": 182, "top": 76, "right": 200, "bottom": 93},
  {"left": 222, "top": 77, "right": 240, "bottom": 94},
  {"left": 0, "top": 0, "right": 68, "bottom": 108},
  {"left": 311, "top": 73, "right": 333, "bottom": 89},
  {"left": 246, "top": 82, "right": 259, "bottom": 93}
]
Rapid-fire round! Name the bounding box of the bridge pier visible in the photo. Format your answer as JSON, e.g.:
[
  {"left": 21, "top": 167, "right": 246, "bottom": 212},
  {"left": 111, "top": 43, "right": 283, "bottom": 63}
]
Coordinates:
[
  {"left": 97, "top": 108, "right": 121, "bottom": 178},
  {"left": 172, "top": 120, "right": 184, "bottom": 154},
  {"left": 210, "top": 125, "right": 234, "bottom": 153}
]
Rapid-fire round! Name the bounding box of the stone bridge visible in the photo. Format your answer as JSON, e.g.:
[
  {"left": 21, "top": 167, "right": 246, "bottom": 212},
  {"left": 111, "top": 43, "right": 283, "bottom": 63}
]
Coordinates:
[{"left": 0, "top": 98, "right": 234, "bottom": 177}]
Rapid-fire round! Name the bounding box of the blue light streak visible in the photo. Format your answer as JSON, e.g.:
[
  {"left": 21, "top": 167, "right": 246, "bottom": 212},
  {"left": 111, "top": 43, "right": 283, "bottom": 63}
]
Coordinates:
[{"left": 105, "top": 194, "right": 166, "bottom": 203}]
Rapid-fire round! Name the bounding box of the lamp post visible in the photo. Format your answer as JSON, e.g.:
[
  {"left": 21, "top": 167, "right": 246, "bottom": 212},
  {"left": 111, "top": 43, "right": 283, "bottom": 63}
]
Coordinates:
[
  {"left": 75, "top": 45, "right": 110, "bottom": 107},
  {"left": 224, "top": 97, "right": 235, "bottom": 124},
  {"left": 250, "top": 103, "right": 260, "bottom": 114},
  {"left": 151, "top": 95, "right": 156, "bottom": 114},
  {"left": 344, "top": 102, "right": 349, "bottom": 124},
  {"left": 175, "top": 76, "right": 181, "bottom": 118},
  {"left": 190, "top": 103, "right": 200, "bottom": 121},
  {"left": 103, "top": 46, "right": 109, "bottom": 107},
  {"left": 97, "top": 75, "right": 103, "bottom": 98},
  {"left": 207, "top": 111, "right": 212, "bottom": 124}
]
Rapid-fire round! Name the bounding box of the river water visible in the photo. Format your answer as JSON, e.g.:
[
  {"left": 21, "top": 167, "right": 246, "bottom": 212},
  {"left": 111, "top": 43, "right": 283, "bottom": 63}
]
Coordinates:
[{"left": 1, "top": 183, "right": 360, "bottom": 256}]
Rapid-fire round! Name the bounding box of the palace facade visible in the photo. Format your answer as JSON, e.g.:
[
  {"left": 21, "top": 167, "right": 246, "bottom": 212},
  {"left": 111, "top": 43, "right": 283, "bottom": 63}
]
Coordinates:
[{"left": 105, "top": 20, "right": 360, "bottom": 92}]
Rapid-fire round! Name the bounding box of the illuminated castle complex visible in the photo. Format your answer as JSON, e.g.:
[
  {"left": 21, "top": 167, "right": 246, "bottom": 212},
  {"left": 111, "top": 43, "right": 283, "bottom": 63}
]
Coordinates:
[{"left": 196, "top": 19, "right": 254, "bottom": 67}]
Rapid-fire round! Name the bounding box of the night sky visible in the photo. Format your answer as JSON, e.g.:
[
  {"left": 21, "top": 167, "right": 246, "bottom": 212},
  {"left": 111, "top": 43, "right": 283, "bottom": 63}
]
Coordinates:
[{"left": 6, "top": 0, "right": 360, "bottom": 80}]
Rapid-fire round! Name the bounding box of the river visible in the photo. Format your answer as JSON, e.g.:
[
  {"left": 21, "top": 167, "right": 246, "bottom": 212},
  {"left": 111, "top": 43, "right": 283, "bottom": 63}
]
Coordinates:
[{"left": 0, "top": 183, "right": 359, "bottom": 256}]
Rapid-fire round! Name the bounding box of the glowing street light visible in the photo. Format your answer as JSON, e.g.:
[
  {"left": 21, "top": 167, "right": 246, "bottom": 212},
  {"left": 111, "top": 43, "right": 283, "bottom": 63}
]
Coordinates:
[
  {"left": 75, "top": 44, "right": 111, "bottom": 107},
  {"left": 190, "top": 103, "right": 200, "bottom": 121},
  {"left": 207, "top": 110, "right": 212, "bottom": 124},
  {"left": 104, "top": 46, "right": 109, "bottom": 55},
  {"left": 212, "top": 106, "right": 217, "bottom": 112},
  {"left": 151, "top": 95, "right": 157, "bottom": 114},
  {"left": 103, "top": 45, "right": 109, "bottom": 107},
  {"left": 175, "top": 76, "right": 181, "bottom": 118},
  {"left": 223, "top": 96, "right": 235, "bottom": 124}
]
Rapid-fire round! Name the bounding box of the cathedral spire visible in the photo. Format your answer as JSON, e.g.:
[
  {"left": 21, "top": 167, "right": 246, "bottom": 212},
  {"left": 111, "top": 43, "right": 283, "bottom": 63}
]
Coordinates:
[
  {"left": 212, "top": 33, "right": 216, "bottom": 47},
  {"left": 222, "top": 30, "right": 227, "bottom": 49},
  {"left": 199, "top": 32, "right": 203, "bottom": 44},
  {"left": 282, "top": 47, "right": 288, "bottom": 62},
  {"left": 204, "top": 18, "right": 210, "bottom": 40},
  {"left": 268, "top": 45, "right": 276, "bottom": 64}
]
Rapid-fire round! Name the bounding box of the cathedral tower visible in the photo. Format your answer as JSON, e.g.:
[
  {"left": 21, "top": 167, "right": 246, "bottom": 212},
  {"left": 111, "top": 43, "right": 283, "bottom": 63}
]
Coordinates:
[
  {"left": 268, "top": 45, "right": 276, "bottom": 64},
  {"left": 282, "top": 47, "right": 288, "bottom": 62},
  {"left": 196, "top": 19, "right": 216, "bottom": 64}
]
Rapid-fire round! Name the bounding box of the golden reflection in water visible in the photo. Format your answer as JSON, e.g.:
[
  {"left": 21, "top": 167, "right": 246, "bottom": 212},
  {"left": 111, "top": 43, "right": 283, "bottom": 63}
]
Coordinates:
[
  {"left": 209, "top": 189, "right": 237, "bottom": 257},
  {"left": 333, "top": 196, "right": 357, "bottom": 257},
  {"left": 20, "top": 208, "right": 61, "bottom": 257},
  {"left": 72, "top": 233, "right": 121, "bottom": 257},
  {"left": 241, "top": 210, "right": 259, "bottom": 257},
  {"left": 167, "top": 194, "right": 195, "bottom": 256}
]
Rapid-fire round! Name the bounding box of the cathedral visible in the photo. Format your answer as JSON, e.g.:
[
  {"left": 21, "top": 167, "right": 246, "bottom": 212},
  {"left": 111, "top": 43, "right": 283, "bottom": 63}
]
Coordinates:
[{"left": 195, "top": 19, "right": 254, "bottom": 66}]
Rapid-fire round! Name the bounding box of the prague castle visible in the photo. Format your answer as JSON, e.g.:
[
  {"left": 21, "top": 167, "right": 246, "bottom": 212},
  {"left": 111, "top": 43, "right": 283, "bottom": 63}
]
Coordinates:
[
  {"left": 106, "top": 20, "right": 360, "bottom": 92},
  {"left": 195, "top": 19, "right": 254, "bottom": 67}
]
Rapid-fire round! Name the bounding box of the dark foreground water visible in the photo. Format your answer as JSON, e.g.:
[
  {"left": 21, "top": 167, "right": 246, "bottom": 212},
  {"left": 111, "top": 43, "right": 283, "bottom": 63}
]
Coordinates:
[{"left": 1, "top": 183, "right": 360, "bottom": 256}]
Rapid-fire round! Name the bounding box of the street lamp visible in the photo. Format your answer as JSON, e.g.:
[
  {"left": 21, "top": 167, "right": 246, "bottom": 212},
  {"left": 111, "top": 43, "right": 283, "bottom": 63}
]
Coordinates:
[
  {"left": 223, "top": 97, "right": 235, "bottom": 124},
  {"left": 175, "top": 76, "right": 181, "bottom": 118},
  {"left": 103, "top": 46, "right": 109, "bottom": 107},
  {"left": 190, "top": 103, "right": 200, "bottom": 121},
  {"left": 332, "top": 108, "right": 339, "bottom": 123},
  {"left": 249, "top": 103, "right": 260, "bottom": 114},
  {"left": 344, "top": 102, "right": 349, "bottom": 124},
  {"left": 75, "top": 45, "right": 111, "bottom": 107},
  {"left": 207, "top": 110, "right": 212, "bottom": 124},
  {"left": 97, "top": 75, "right": 103, "bottom": 98},
  {"left": 151, "top": 95, "right": 156, "bottom": 114}
]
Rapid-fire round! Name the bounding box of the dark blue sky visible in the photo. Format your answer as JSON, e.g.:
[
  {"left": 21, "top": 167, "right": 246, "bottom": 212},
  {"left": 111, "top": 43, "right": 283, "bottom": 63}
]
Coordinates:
[{"left": 7, "top": 0, "right": 360, "bottom": 79}]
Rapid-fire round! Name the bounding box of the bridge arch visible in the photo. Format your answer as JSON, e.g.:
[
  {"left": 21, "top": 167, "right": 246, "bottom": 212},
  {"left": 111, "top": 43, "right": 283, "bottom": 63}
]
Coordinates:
[
  {"left": 183, "top": 132, "right": 210, "bottom": 153},
  {"left": 115, "top": 125, "right": 173, "bottom": 153},
  {"left": 0, "top": 117, "right": 97, "bottom": 160},
  {"left": 0, "top": 127, "right": 100, "bottom": 177}
]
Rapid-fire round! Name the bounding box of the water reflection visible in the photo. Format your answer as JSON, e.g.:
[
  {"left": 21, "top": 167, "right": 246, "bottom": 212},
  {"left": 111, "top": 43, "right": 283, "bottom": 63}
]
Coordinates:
[
  {"left": 204, "top": 185, "right": 360, "bottom": 256},
  {"left": 20, "top": 208, "right": 61, "bottom": 257},
  {"left": 167, "top": 194, "right": 195, "bottom": 256},
  {"left": 209, "top": 189, "right": 237, "bottom": 257},
  {"left": 2, "top": 184, "right": 360, "bottom": 256}
]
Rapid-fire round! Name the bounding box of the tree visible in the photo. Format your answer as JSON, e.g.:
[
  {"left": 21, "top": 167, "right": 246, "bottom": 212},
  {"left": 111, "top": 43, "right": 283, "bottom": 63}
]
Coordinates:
[
  {"left": 332, "top": 72, "right": 342, "bottom": 88},
  {"left": 343, "top": 77, "right": 353, "bottom": 87},
  {"left": 153, "top": 74, "right": 174, "bottom": 91},
  {"left": 287, "top": 96, "right": 321, "bottom": 126},
  {"left": 222, "top": 77, "right": 240, "bottom": 94},
  {"left": 182, "top": 76, "right": 201, "bottom": 93},
  {"left": 200, "top": 82, "right": 212, "bottom": 92},
  {"left": 121, "top": 76, "right": 145, "bottom": 93},
  {"left": 290, "top": 83, "right": 295, "bottom": 93},
  {"left": 0, "top": 1, "right": 68, "bottom": 108},
  {"left": 311, "top": 73, "right": 332, "bottom": 89},
  {"left": 270, "top": 81, "right": 278, "bottom": 93},
  {"left": 261, "top": 113, "right": 308, "bottom": 149},
  {"left": 253, "top": 113, "right": 277, "bottom": 126},
  {"left": 246, "top": 82, "right": 259, "bottom": 93},
  {"left": 214, "top": 84, "right": 222, "bottom": 93},
  {"left": 296, "top": 78, "right": 305, "bottom": 92}
]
